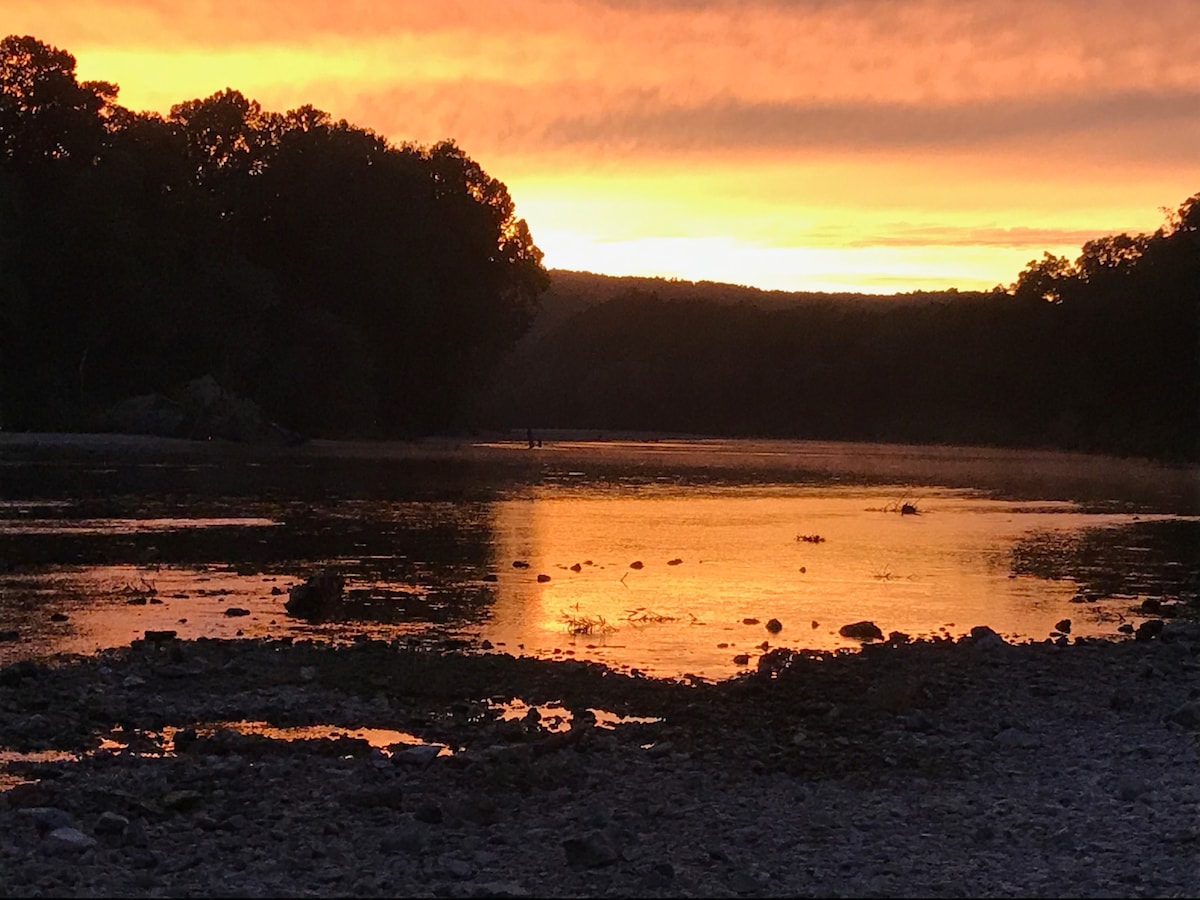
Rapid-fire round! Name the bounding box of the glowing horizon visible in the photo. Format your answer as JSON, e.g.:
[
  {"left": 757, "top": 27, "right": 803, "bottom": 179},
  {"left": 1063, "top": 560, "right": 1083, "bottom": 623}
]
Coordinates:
[{"left": 7, "top": 0, "right": 1197, "bottom": 294}]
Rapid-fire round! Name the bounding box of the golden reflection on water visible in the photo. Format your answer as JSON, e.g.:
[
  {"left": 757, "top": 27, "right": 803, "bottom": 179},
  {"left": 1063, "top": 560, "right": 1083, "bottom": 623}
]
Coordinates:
[{"left": 476, "top": 485, "right": 1164, "bottom": 680}]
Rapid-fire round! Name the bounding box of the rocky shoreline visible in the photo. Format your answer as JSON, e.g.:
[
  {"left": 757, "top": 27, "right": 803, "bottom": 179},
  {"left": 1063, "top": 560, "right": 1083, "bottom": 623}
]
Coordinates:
[{"left": 2, "top": 623, "right": 1198, "bottom": 898}]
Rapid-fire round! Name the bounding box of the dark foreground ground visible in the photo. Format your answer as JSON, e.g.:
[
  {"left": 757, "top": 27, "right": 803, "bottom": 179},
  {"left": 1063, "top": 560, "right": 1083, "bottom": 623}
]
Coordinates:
[{"left": 1, "top": 625, "right": 1198, "bottom": 898}]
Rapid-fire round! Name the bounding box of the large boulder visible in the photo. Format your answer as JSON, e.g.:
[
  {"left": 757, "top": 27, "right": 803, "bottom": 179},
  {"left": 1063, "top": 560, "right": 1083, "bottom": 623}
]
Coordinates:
[
  {"left": 838, "top": 620, "right": 884, "bottom": 641},
  {"left": 285, "top": 571, "right": 346, "bottom": 622},
  {"left": 99, "top": 375, "right": 303, "bottom": 445}
]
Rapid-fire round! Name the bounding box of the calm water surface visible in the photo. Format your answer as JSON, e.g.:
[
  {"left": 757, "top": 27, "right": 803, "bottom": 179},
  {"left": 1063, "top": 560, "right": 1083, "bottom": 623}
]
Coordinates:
[{"left": 1, "top": 435, "right": 1196, "bottom": 680}]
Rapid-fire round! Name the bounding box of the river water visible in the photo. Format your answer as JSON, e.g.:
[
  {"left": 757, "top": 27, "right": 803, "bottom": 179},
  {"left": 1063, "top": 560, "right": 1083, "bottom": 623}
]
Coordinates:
[{"left": 1, "top": 434, "right": 1196, "bottom": 680}]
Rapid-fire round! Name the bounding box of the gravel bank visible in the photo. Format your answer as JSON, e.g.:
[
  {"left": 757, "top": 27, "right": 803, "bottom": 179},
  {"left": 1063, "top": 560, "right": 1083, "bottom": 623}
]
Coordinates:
[{"left": 2, "top": 625, "right": 1198, "bottom": 898}]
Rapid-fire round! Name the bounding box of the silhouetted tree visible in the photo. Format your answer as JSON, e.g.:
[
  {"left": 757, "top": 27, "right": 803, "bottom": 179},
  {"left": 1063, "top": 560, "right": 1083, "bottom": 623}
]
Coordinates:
[{"left": 0, "top": 35, "right": 549, "bottom": 437}]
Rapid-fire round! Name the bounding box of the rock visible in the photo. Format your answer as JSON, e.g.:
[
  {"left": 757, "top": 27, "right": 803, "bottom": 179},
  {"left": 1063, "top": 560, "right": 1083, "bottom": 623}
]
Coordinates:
[
  {"left": 285, "top": 570, "right": 345, "bottom": 622},
  {"left": 101, "top": 375, "right": 301, "bottom": 444},
  {"left": 449, "top": 882, "right": 529, "bottom": 898},
  {"left": 124, "top": 818, "right": 150, "bottom": 848},
  {"left": 765, "top": 618, "right": 783, "bottom": 634},
  {"left": 413, "top": 800, "right": 444, "bottom": 824},
  {"left": 887, "top": 631, "right": 912, "bottom": 645},
  {"left": 743, "top": 618, "right": 760, "bottom": 625},
  {"left": 1109, "top": 689, "right": 1137, "bottom": 712},
  {"left": 1055, "top": 618, "right": 1072, "bottom": 634},
  {"left": 162, "top": 790, "right": 204, "bottom": 812},
  {"left": 1139, "top": 597, "right": 1163, "bottom": 614},
  {"left": 43, "top": 826, "right": 98, "bottom": 856},
  {"left": 1162, "top": 621, "right": 1200, "bottom": 642},
  {"left": 667, "top": 558, "right": 683, "bottom": 566},
  {"left": 1164, "top": 701, "right": 1200, "bottom": 731},
  {"left": 536, "top": 574, "right": 551, "bottom": 583},
  {"left": 223, "top": 607, "right": 251, "bottom": 617},
  {"left": 1117, "top": 623, "right": 1135, "bottom": 634},
  {"left": 393, "top": 744, "right": 442, "bottom": 767},
  {"left": 442, "top": 857, "right": 473, "bottom": 879},
  {"left": 645, "top": 741, "right": 674, "bottom": 759},
  {"left": 994, "top": 727, "right": 1041, "bottom": 749},
  {"left": 512, "top": 560, "right": 529, "bottom": 568},
  {"left": 380, "top": 825, "right": 427, "bottom": 854},
  {"left": 19, "top": 807, "right": 74, "bottom": 834},
  {"left": 562, "top": 831, "right": 620, "bottom": 869},
  {"left": 839, "top": 621, "right": 884, "bottom": 641},
  {"left": 629, "top": 561, "right": 644, "bottom": 569},
  {"left": 50, "top": 612, "right": 69, "bottom": 622},
  {"left": 732, "top": 654, "right": 751, "bottom": 665},
  {"left": 1116, "top": 775, "right": 1151, "bottom": 801},
  {"left": 94, "top": 811, "right": 130, "bottom": 836},
  {"left": 0, "top": 659, "right": 41, "bottom": 686},
  {"left": 144, "top": 630, "right": 177, "bottom": 642},
  {"left": 1135, "top": 619, "right": 1164, "bottom": 642},
  {"left": 6, "top": 782, "right": 51, "bottom": 808}
]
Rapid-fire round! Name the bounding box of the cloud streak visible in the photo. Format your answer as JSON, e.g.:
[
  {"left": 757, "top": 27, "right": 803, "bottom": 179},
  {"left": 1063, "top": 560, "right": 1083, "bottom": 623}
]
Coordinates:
[{"left": 6, "top": 0, "right": 1198, "bottom": 291}]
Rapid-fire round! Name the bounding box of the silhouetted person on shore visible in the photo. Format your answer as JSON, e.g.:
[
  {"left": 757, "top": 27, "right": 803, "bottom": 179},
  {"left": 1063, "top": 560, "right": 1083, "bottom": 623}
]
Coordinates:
[{"left": 527, "top": 427, "right": 535, "bottom": 448}]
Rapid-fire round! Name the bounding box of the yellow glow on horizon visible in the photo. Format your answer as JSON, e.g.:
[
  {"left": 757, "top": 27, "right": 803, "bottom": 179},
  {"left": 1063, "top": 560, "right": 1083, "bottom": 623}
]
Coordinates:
[{"left": 530, "top": 231, "right": 1079, "bottom": 294}]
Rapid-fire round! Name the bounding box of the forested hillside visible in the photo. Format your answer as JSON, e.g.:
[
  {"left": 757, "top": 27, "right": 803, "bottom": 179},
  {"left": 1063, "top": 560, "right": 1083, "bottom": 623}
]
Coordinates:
[{"left": 482, "top": 203, "right": 1199, "bottom": 461}]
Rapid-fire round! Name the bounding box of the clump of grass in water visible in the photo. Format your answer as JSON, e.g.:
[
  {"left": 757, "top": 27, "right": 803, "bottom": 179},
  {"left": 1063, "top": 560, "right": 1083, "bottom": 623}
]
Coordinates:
[
  {"left": 883, "top": 492, "right": 923, "bottom": 515},
  {"left": 561, "top": 611, "right": 617, "bottom": 635}
]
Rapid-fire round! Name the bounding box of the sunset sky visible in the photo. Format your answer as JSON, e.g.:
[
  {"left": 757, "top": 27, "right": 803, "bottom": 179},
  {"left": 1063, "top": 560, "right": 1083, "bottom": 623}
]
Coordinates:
[{"left": 7, "top": 0, "right": 1198, "bottom": 293}]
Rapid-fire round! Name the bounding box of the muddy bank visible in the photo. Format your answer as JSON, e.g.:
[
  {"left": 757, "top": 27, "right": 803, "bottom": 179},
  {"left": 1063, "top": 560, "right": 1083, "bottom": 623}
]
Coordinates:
[{"left": 2, "top": 626, "right": 1198, "bottom": 897}]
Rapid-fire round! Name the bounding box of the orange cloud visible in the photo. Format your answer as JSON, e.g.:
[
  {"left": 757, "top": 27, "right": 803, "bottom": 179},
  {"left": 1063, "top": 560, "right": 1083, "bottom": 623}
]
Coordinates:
[{"left": 5, "top": 0, "right": 1197, "bottom": 292}]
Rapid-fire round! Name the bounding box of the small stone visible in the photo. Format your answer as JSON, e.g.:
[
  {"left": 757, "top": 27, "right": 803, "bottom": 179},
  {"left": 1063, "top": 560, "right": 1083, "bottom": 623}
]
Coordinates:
[
  {"left": 19, "top": 807, "right": 74, "bottom": 834},
  {"left": 50, "top": 612, "right": 69, "bottom": 622},
  {"left": 667, "top": 558, "right": 683, "bottom": 566},
  {"left": 1117, "top": 623, "right": 1134, "bottom": 634},
  {"left": 414, "top": 800, "right": 444, "bottom": 824},
  {"left": 1165, "top": 701, "right": 1200, "bottom": 731},
  {"left": 43, "top": 826, "right": 97, "bottom": 856},
  {"left": 732, "top": 654, "right": 750, "bottom": 665},
  {"left": 742, "top": 618, "right": 759, "bottom": 625},
  {"left": 393, "top": 744, "right": 442, "bottom": 767},
  {"left": 629, "top": 561, "right": 644, "bottom": 570},
  {"left": 162, "top": 790, "right": 203, "bottom": 811},
  {"left": 536, "top": 574, "right": 551, "bottom": 583},
  {"left": 765, "top": 618, "right": 783, "bottom": 634},
  {"left": 645, "top": 741, "right": 674, "bottom": 759},
  {"left": 224, "top": 607, "right": 251, "bottom": 617},
  {"left": 1136, "top": 619, "right": 1164, "bottom": 642},
  {"left": 562, "top": 831, "right": 620, "bottom": 869},
  {"left": 380, "top": 826, "right": 427, "bottom": 854},
  {"left": 94, "top": 811, "right": 130, "bottom": 836},
  {"left": 1055, "top": 618, "right": 1072, "bottom": 634},
  {"left": 1116, "top": 775, "right": 1151, "bottom": 801},
  {"left": 994, "top": 727, "right": 1040, "bottom": 749}
]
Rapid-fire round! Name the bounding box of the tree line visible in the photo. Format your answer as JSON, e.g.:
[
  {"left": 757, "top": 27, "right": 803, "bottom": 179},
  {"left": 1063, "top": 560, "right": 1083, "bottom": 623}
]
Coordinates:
[
  {"left": 0, "top": 34, "right": 548, "bottom": 437},
  {"left": 2, "top": 35, "right": 1195, "bottom": 460},
  {"left": 483, "top": 197, "right": 1199, "bottom": 461}
]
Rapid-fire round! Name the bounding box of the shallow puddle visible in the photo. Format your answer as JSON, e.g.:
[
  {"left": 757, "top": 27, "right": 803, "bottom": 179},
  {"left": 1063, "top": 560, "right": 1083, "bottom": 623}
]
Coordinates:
[
  {"left": 1, "top": 720, "right": 453, "bottom": 791},
  {"left": 491, "top": 699, "right": 663, "bottom": 733}
]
